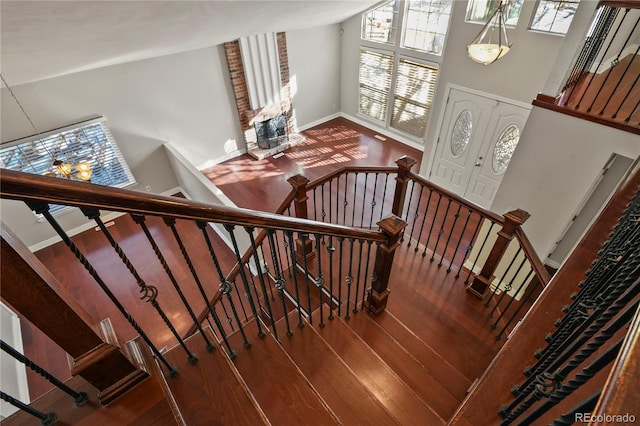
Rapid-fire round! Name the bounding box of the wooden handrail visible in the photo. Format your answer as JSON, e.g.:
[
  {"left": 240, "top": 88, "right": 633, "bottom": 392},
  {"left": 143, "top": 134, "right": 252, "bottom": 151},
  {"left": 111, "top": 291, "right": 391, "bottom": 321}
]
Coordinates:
[
  {"left": 0, "top": 170, "right": 386, "bottom": 243},
  {"left": 514, "top": 228, "right": 551, "bottom": 287},
  {"left": 407, "top": 171, "right": 505, "bottom": 224}
]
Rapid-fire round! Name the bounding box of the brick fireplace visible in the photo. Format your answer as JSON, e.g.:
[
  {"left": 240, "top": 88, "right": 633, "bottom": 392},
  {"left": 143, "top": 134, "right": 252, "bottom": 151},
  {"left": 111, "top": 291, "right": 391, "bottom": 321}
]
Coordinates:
[{"left": 224, "top": 33, "right": 304, "bottom": 160}]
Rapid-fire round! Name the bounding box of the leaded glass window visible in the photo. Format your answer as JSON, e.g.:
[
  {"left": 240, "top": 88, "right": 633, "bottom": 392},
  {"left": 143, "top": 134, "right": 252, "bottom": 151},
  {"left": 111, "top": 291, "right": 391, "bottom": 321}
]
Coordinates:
[
  {"left": 492, "top": 124, "right": 520, "bottom": 174},
  {"left": 450, "top": 110, "right": 473, "bottom": 157}
]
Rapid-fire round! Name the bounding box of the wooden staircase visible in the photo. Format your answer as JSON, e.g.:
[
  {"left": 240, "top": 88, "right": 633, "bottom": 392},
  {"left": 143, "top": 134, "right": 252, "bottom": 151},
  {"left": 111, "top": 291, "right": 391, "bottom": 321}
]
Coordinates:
[{"left": 158, "top": 302, "right": 473, "bottom": 425}]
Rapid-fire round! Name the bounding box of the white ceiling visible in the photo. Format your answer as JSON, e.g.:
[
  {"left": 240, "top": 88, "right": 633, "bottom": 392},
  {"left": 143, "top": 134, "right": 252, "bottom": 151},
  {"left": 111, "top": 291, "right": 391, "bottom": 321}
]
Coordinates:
[{"left": 1, "top": 0, "right": 378, "bottom": 86}]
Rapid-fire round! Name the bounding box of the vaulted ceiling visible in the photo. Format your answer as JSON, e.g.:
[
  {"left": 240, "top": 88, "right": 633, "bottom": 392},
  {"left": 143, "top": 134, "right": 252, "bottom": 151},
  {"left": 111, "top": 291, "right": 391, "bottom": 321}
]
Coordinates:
[{"left": 0, "top": 0, "right": 378, "bottom": 86}]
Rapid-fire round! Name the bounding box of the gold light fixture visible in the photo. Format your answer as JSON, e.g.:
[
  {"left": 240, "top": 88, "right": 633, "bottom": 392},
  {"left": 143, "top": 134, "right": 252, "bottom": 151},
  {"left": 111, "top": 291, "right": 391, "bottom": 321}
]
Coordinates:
[
  {"left": 53, "top": 160, "right": 73, "bottom": 179},
  {"left": 467, "top": 1, "right": 512, "bottom": 65},
  {"left": 53, "top": 159, "right": 92, "bottom": 182},
  {"left": 75, "top": 162, "right": 92, "bottom": 182}
]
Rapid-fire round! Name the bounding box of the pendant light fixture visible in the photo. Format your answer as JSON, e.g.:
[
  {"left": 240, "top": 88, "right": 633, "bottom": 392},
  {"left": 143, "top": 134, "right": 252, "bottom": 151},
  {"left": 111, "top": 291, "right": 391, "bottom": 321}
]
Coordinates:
[{"left": 467, "top": 1, "right": 512, "bottom": 65}]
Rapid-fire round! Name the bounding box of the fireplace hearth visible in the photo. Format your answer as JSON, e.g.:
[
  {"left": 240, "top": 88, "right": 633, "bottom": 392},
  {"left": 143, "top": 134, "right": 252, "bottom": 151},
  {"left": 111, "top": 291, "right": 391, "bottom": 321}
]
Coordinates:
[{"left": 255, "top": 114, "right": 288, "bottom": 149}]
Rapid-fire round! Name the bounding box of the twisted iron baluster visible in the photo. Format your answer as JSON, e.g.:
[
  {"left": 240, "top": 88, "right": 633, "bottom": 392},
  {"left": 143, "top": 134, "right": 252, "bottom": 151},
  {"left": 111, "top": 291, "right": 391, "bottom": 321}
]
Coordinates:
[
  {"left": 196, "top": 221, "right": 249, "bottom": 348},
  {"left": 465, "top": 221, "right": 494, "bottom": 284},
  {"left": 267, "top": 230, "right": 292, "bottom": 337},
  {"left": 337, "top": 236, "right": 345, "bottom": 317},
  {"left": 1, "top": 340, "right": 88, "bottom": 405},
  {"left": 27, "top": 202, "right": 176, "bottom": 377},
  {"left": 496, "top": 273, "right": 539, "bottom": 341},
  {"left": 286, "top": 231, "right": 305, "bottom": 328},
  {"left": 327, "top": 236, "right": 336, "bottom": 320},
  {"left": 84, "top": 210, "right": 197, "bottom": 365},
  {"left": 449, "top": 208, "right": 472, "bottom": 272},
  {"left": 164, "top": 218, "right": 235, "bottom": 360},
  {"left": 248, "top": 227, "right": 278, "bottom": 340},
  {"left": 353, "top": 239, "right": 364, "bottom": 314},
  {"left": 431, "top": 198, "right": 452, "bottom": 262},
  {"left": 315, "top": 233, "right": 326, "bottom": 327},
  {"left": 369, "top": 173, "right": 379, "bottom": 228},
  {"left": 0, "top": 391, "right": 57, "bottom": 426},
  {"left": 440, "top": 203, "right": 462, "bottom": 267},
  {"left": 345, "top": 238, "right": 355, "bottom": 321},
  {"left": 549, "top": 390, "right": 601, "bottom": 426},
  {"left": 488, "top": 252, "right": 525, "bottom": 316},
  {"left": 224, "top": 224, "right": 265, "bottom": 339},
  {"left": 299, "top": 233, "right": 314, "bottom": 325},
  {"left": 407, "top": 185, "right": 424, "bottom": 248},
  {"left": 423, "top": 192, "right": 442, "bottom": 257},
  {"left": 351, "top": 172, "right": 359, "bottom": 227},
  {"left": 313, "top": 187, "right": 318, "bottom": 222},
  {"left": 514, "top": 338, "right": 623, "bottom": 426},
  {"left": 494, "top": 268, "right": 534, "bottom": 339},
  {"left": 361, "top": 240, "right": 374, "bottom": 309},
  {"left": 132, "top": 214, "right": 215, "bottom": 352},
  {"left": 416, "top": 187, "right": 433, "bottom": 253},
  {"left": 343, "top": 173, "right": 349, "bottom": 225},
  {"left": 401, "top": 181, "right": 416, "bottom": 243},
  {"left": 360, "top": 173, "right": 369, "bottom": 227}
]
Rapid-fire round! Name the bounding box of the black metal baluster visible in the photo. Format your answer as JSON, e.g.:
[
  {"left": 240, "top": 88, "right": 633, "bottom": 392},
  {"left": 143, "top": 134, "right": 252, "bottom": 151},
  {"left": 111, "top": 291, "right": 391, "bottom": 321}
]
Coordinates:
[
  {"left": 449, "top": 208, "right": 473, "bottom": 272},
  {"left": 133, "top": 215, "right": 215, "bottom": 352},
  {"left": 360, "top": 173, "right": 369, "bottom": 227},
  {"left": 1, "top": 340, "right": 88, "bottom": 406},
  {"left": 407, "top": 185, "right": 424, "bottom": 248},
  {"left": 28, "top": 202, "right": 177, "bottom": 376},
  {"left": 329, "top": 179, "right": 333, "bottom": 224},
  {"left": 315, "top": 234, "right": 326, "bottom": 327},
  {"left": 0, "top": 391, "right": 56, "bottom": 426},
  {"left": 280, "top": 234, "right": 293, "bottom": 279},
  {"left": 248, "top": 227, "right": 278, "bottom": 340},
  {"left": 163, "top": 218, "right": 235, "bottom": 360},
  {"left": 456, "top": 213, "right": 483, "bottom": 278},
  {"left": 600, "top": 43, "right": 640, "bottom": 116},
  {"left": 486, "top": 248, "right": 524, "bottom": 310},
  {"left": 245, "top": 262, "right": 267, "bottom": 323},
  {"left": 337, "top": 236, "right": 345, "bottom": 317},
  {"left": 431, "top": 198, "right": 452, "bottom": 262},
  {"left": 465, "top": 221, "right": 495, "bottom": 284},
  {"left": 196, "top": 221, "right": 248, "bottom": 348},
  {"left": 351, "top": 172, "right": 359, "bottom": 227},
  {"left": 514, "top": 338, "right": 623, "bottom": 426},
  {"left": 273, "top": 232, "right": 286, "bottom": 297},
  {"left": 353, "top": 239, "right": 364, "bottom": 314},
  {"left": 299, "top": 233, "right": 314, "bottom": 325},
  {"left": 361, "top": 240, "right": 374, "bottom": 309},
  {"left": 285, "top": 231, "right": 305, "bottom": 328},
  {"left": 401, "top": 181, "right": 416, "bottom": 243},
  {"left": 439, "top": 203, "right": 462, "bottom": 267},
  {"left": 496, "top": 276, "right": 539, "bottom": 341},
  {"left": 86, "top": 210, "right": 198, "bottom": 364},
  {"left": 369, "top": 173, "right": 379, "bottom": 228},
  {"left": 313, "top": 186, "right": 318, "bottom": 222},
  {"left": 321, "top": 183, "right": 327, "bottom": 224},
  {"left": 224, "top": 224, "right": 265, "bottom": 339},
  {"left": 416, "top": 187, "right": 434, "bottom": 254},
  {"left": 345, "top": 238, "right": 355, "bottom": 321},
  {"left": 327, "top": 236, "right": 336, "bottom": 320},
  {"left": 343, "top": 173, "right": 349, "bottom": 225},
  {"left": 380, "top": 174, "right": 390, "bottom": 221},
  {"left": 490, "top": 265, "right": 532, "bottom": 331},
  {"left": 266, "top": 230, "right": 292, "bottom": 337},
  {"left": 423, "top": 192, "right": 442, "bottom": 257},
  {"left": 217, "top": 297, "right": 236, "bottom": 332},
  {"left": 549, "top": 390, "right": 602, "bottom": 426}
]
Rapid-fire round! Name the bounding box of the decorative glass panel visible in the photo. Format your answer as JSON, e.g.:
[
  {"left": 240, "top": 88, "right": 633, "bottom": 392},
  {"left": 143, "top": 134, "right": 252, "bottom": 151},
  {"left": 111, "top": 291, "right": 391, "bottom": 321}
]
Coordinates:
[
  {"left": 450, "top": 110, "right": 473, "bottom": 157},
  {"left": 492, "top": 124, "right": 520, "bottom": 174},
  {"left": 402, "top": 0, "right": 452, "bottom": 55}
]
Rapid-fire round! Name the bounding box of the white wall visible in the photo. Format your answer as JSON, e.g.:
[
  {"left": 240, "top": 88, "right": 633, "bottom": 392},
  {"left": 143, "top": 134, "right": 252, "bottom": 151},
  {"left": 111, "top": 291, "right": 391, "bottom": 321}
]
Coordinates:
[
  {"left": 492, "top": 106, "right": 640, "bottom": 258},
  {"left": 287, "top": 24, "right": 342, "bottom": 128}
]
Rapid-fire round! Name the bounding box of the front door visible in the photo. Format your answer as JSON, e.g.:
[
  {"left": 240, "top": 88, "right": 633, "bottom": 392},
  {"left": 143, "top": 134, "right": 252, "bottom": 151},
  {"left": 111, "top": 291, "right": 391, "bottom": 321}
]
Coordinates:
[{"left": 430, "top": 86, "right": 530, "bottom": 209}]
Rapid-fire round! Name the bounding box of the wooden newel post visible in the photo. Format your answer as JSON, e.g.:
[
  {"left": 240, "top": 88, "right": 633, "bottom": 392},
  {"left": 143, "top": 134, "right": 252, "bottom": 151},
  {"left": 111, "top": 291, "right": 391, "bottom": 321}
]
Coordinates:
[
  {"left": 467, "top": 209, "right": 531, "bottom": 298},
  {"left": 287, "top": 174, "right": 315, "bottom": 263},
  {"left": 366, "top": 215, "right": 407, "bottom": 315},
  {"left": 391, "top": 156, "right": 418, "bottom": 217},
  {"left": 1, "top": 224, "right": 148, "bottom": 405}
]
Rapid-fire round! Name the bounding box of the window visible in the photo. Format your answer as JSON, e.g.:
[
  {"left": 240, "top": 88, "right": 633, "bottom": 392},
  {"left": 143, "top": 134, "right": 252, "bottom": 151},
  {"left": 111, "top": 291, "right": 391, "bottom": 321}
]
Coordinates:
[
  {"left": 359, "top": 50, "right": 394, "bottom": 122},
  {"left": 390, "top": 58, "right": 439, "bottom": 137},
  {"left": 466, "top": 0, "right": 524, "bottom": 27},
  {"left": 530, "top": 0, "right": 579, "bottom": 34},
  {"left": 0, "top": 117, "right": 136, "bottom": 214},
  {"left": 402, "top": 0, "right": 453, "bottom": 55},
  {"left": 362, "top": 0, "right": 399, "bottom": 45}
]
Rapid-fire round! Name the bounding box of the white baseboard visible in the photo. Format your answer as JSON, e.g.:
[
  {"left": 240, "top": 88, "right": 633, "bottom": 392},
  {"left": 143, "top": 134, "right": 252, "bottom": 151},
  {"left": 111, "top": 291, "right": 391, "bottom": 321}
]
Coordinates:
[
  {"left": 195, "top": 148, "right": 247, "bottom": 171},
  {"left": 297, "top": 113, "right": 341, "bottom": 132},
  {"left": 340, "top": 113, "right": 425, "bottom": 152}
]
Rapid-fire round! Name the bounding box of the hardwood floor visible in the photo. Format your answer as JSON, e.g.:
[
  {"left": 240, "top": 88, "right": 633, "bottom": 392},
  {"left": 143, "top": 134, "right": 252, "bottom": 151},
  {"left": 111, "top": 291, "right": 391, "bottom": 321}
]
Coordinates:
[{"left": 14, "top": 117, "right": 510, "bottom": 423}]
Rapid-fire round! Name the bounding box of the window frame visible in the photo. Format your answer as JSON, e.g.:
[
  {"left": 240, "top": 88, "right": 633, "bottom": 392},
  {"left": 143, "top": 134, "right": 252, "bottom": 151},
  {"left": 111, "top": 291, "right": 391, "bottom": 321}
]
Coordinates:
[
  {"left": 464, "top": 0, "right": 524, "bottom": 29},
  {"left": 528, "top": 0, "right": 580, "bottom": 35},
  {"left": 0, "top": 117, "right": 136, "bottom": 215}
]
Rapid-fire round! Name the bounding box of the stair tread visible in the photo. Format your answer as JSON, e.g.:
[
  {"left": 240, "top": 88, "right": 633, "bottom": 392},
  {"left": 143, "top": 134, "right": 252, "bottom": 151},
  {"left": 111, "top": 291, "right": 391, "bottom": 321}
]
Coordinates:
[
  {"left": 371, "top": 310, "right": 472, "bottom": 399},
  {"left": 347, "top": 310, "right": 463, "bottom": 420},
  {"left": 276, "top": 311, "right": 401, "bottom": 426},
  {"left": 163, "top": 327, "right": 269, "bottom": 426},
  {"left": 311, "top": 308, "right": 446, "bottom": 425},
  {"left": 227, "top": 318, "right": 340, "bottom": 425}
]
